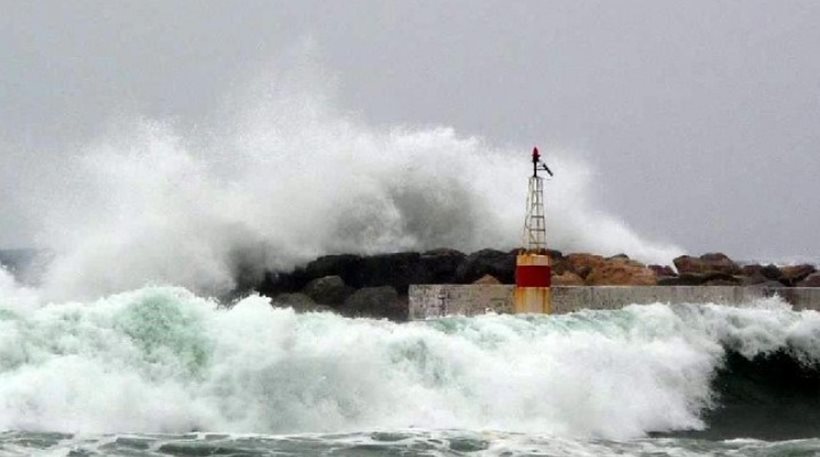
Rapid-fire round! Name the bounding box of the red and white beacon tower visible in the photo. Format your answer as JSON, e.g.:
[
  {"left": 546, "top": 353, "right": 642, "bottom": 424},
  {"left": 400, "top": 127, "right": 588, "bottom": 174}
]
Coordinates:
[{"left": 514, "top": 147, "right": 554, "bottom": 314}]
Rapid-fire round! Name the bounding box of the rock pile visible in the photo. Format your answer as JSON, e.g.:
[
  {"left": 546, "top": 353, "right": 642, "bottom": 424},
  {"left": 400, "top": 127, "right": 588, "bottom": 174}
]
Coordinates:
[{"left": 255, "top": 249, "right": 818, "bottom": 321}]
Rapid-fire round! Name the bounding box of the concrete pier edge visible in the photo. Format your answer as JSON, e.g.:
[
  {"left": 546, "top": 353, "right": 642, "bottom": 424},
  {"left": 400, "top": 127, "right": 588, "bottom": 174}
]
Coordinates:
[{"left": 408, "top": 285, "right": 820, "bottom": 320}]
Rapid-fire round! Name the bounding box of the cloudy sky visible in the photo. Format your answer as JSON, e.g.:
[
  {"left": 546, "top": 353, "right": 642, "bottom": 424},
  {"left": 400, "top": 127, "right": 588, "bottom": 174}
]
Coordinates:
[{"left": 1, "top": 0, "right": 818, "bottom": 261}]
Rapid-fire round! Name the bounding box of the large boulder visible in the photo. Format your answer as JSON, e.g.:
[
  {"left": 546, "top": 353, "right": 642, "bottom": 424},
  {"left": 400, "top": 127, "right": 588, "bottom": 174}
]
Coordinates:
[
  {"left": 700, "top": 253, "right": 741, "bottom": 274},
  {"left": 552, "top": 271, "right": 585, "bottom": 286},
  {"left": 674, "top": 253, "right": 740, "bottom": 276},
  {"left": 703, "top": 276, "right": 741, "bottom": 286},
  {"left": 797, "top": 272, "right": 820, "bottom": 287},
  {"left": 750, "top": 280, "right": 786, "bottom": 289},
  {"left": 648, "top": 265, "right": 677, "bottom": 277},
  {"left": 565, "top": 253, "right": 606, "bottom": 279},
  {"left": 421, "top": 248, "right": 466, "bottom": 283},
  {"left": 256, "top": 268, "right": 311, "bottom": 297},
  {"left": 550, "top": 258, "right": 569, "bottom": 275},
  {"left": 473, "top": 274, "right": 501, "bottom": 285},
  {"left": 355, "top": 252, "right": 432, "bottom": 293},
  {"left": 538, "top": 249, "right": 566, "bottom": 274},
  {"left": 585, "top": 259, "right": 657, "bottom": 286},
  {"left": 658, "top": 273, "right": 713, "bottom": 286},
  {"left": 741, "top": 273, "right": 770, "bottom": 286},
  {"left": 740, "top": 264, "right": 782, "bottom": 281},
  {"left": 304, "top": 254, "right": 364, "bottom": 287},
  {"left": 302, "top": 275, "right": 354, "bottom": 306},
  {"left": 340, "top": 286, "right": 404, "bottom": 321},
  {"left": 455, "top": 249, "right": 516, "bottom": 284},
  {"left": 761, "top": 264, "right": 783, "bottom": 280},
  {"left": 780, "top": 264, "right": 817, "bottom": 286}
]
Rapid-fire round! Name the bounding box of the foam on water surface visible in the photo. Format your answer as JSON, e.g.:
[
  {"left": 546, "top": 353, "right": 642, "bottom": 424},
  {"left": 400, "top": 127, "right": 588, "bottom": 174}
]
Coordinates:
[
  {"left": 0, "top": 286, "right": 818, "bottom": 441},
  {"left": 1, "top": 430, "right": 819, "bottom": 457}
]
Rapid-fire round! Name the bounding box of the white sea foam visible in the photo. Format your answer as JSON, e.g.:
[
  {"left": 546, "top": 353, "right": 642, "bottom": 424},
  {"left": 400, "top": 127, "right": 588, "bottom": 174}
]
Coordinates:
[
  {"left": 0, "top": 266, "right": 39, "bottom": 313},
  {"left": 4, "top": 429, "right": 818, "bottom": 457},
  {"left": 0, "top": 287, "right": 816, "bottom": 438},
  {"left": 6, "top": 57, "right": 682, "bottom": 301}
]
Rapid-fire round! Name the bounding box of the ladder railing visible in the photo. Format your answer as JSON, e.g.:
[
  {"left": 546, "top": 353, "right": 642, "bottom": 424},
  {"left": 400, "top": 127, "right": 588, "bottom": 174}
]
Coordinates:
[{"left": 523, "top": 175, "right": 547, "bottom": 251}]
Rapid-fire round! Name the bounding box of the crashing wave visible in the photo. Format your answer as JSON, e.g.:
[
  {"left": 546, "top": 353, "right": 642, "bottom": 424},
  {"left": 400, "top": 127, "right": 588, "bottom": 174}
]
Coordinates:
[{"left": 0, "top": 287, "right": 817, "bottom": 440}]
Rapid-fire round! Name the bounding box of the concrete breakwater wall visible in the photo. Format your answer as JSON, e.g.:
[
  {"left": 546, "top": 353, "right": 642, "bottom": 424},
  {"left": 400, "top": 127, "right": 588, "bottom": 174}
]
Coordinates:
[{"left": 408, "top": 285, "right": 820, "bottom": 319}]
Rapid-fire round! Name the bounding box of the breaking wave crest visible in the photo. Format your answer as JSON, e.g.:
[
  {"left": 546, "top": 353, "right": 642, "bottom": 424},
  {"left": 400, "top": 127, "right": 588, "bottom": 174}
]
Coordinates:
[{"left": 0, "top": 287, "right": 817, "bottom": 440}]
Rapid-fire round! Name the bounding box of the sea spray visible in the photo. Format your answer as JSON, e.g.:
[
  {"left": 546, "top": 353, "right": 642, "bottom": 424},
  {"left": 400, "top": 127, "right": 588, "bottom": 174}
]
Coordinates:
[
  {"left": 0, "top": 266, "right": 39, "bottom": 313},
  {"left": 6, "top": 61, "right": 683, "bottom": 302},
  {"left": 1, "top": 287, "right": 818, "bottom": 439}
]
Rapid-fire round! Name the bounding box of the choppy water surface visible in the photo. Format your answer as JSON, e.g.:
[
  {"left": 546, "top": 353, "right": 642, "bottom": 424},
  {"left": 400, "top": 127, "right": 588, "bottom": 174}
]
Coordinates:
[
  {"left": 1, "top": 281, "right": 819, "bottom": 455},
  {"left": 2, "top": 430, "right": 819, "bottom": 456}
]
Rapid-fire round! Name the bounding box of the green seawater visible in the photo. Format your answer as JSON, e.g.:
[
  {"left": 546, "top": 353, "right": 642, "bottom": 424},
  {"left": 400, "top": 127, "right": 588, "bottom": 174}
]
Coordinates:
[{"left": 1, "top": 287, "right": 819, "bottom": 455}]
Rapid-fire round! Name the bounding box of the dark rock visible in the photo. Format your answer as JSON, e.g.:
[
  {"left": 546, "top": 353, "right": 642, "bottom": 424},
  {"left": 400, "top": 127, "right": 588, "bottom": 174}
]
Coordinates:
[
  {"left": 455, "top": 249, "right": 516, "bottom": 284},
  {"left": 305, "top": 254, "right": 364, "bottom": 286},
  {"left": 797, "top": 273, "right": 820, "bottom": 287},
  {"left": 741, "top": 264, "right": 764, "bottom": 277},
  {"left": 761, "top": 264, "right": 783, "bottom": 280},
  {"left": 257, "top": 268, "right": 311, "bottom": 296},
  {"left": 546, "top": 249, "right": 564, "bottom": 260},
  {"left": 356, "top": 252, "right": 432, "bottom": 293},
  {"left": 340, "top": 286, "right": 404, "bottom": 321},
  {"left": 648, "top": 265, "right": 677, "bottom": 277},
  {"left": 780, "top": 264, "right": 817, "bottom": 286},
  {"left": 305, "top": 251, "right": 453, "bottom": 293},
  {"left": 700, "top": 253, "right": 741, "bottom": 274},
  {"left": 752, "top": 280, "right": 787, "bottom": 290},
  {"left": 700, "top": 252, "right": 740, "bottom": 274},
  {"left": 740, "top": 264, "right": 782, "bottom": 281},
  {"left": 704, "top": 272, "right": 741, "bottom": 283},
  {"left": 421, "top": 249, "right": 466, "bottom": 283},
  {"left": 674, "top": 253, "right": 740, "bottom": 276},
  {"left": 741, "top": 273, "right": 769, "bottom": 286},
  {"left": 672, "top": 255, "right": 699, "bottom": 275},
  {"left": 703, "top": 277, "right": 742, "bottom": 286},
  {"left": 657, "top": 276, "right": 693, "bottom": 286},
  {"left": 658, "top": 273, "right": 740, "bottom": 286},
  {"left": 303, "top": 275, "right": 354, "bottom": 306}
]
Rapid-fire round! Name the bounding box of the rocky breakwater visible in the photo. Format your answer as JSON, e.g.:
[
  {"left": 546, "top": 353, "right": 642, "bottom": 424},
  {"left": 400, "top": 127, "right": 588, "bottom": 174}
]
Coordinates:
[
  {"left": 257, "top": 248, "right": 519, "bottom": 320},
  {"left": 255, "top": 250, "right": 818, "bottom": 321}
]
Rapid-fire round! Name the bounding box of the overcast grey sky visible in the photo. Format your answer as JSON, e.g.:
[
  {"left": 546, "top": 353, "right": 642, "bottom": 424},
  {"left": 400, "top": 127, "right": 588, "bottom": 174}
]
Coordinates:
[{"left": 1, "top": 0, "right": 819, "bottom": 260}]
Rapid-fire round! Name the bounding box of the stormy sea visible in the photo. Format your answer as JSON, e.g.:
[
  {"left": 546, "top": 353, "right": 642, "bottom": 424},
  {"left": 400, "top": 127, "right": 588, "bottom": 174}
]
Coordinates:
[
  {"left": 2, "top": 57, "right": 818, "bottom": 455},
  {"left": 1, "top": 261, "right": 819, "bottom": 456}
]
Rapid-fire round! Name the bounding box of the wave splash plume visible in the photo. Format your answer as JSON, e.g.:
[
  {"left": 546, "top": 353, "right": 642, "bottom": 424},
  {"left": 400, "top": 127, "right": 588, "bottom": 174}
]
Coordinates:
[{"left": 4, "top": 57, "right": 682, "bottom": 302}]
